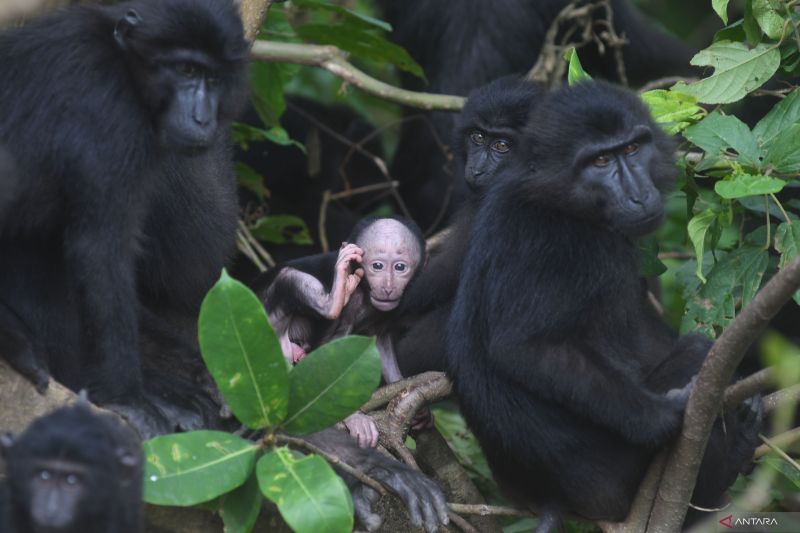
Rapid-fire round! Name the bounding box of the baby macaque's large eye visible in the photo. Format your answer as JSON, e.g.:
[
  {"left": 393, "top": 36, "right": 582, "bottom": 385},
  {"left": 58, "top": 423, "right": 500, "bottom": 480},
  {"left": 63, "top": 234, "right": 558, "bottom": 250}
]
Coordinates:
[{"left": 372, "top": 262, "right": 384, "bottom": 271}]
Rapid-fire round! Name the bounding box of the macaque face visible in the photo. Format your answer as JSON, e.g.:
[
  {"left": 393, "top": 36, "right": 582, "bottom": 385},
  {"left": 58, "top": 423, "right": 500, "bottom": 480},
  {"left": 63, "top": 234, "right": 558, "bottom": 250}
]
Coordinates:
[{"left": 356, "top": 219, "right": 422, "bottom": 312}]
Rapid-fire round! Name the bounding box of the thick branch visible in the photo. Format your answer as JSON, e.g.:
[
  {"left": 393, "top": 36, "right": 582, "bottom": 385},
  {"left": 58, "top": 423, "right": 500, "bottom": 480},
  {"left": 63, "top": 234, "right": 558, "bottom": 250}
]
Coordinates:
[
  {"left": 724, "top": 368, "right": 775, "bottom": 409},
  {"left": 250, "top": 41, "right": 466, "bottom": 111},
  {"left": 648, "top": 257, "right": 800, "bottom": 531}
]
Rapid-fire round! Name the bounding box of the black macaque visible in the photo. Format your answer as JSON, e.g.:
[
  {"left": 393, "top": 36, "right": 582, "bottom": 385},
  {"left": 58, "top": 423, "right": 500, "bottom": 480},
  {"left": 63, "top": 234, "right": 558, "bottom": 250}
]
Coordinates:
[
  {"left": 304, "top": 427, "right": 449, "bottom": 533},
  {"left": 254, "top": 216, "right": 426, "bottom": 447},
  {"left": 394, "top": 76, "right": 543, "bottom": 376},
  {"left": 446, "top": 81, "right": 761, "bottom": 527},
  {"left": 377, "top": 0, "right": 696, "bottom": 230},
  {"left": 0, "top": 403, "right": 143, "bottom": 533},
  {"left": 0, "top": 0, "right": 249, "bottom": 437}
]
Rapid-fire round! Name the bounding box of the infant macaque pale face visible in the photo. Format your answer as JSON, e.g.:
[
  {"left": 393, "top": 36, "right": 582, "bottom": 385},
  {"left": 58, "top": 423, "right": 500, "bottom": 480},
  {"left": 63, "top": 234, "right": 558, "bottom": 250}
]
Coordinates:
[{"left": 356, "top": 219, "right": 422, "bottom": 312}]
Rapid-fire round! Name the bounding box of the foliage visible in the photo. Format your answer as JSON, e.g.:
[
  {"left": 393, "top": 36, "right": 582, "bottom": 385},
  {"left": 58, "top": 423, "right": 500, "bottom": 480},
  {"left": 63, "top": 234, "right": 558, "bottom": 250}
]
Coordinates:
[{"left": 142, "top": 271, "right": 382, "bottom": 533}]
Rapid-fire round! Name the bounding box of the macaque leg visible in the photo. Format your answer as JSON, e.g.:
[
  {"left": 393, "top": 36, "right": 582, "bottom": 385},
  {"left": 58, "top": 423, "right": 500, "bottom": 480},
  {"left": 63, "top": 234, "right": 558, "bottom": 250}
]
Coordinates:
[{"left": 377, "top": 335, "right": 433, "bottom": 430}]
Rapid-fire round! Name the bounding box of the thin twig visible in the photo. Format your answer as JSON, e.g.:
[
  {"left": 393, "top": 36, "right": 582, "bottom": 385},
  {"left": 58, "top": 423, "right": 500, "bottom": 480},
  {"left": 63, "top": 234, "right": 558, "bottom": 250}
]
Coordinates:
[
  {"left": 753, "top": 427, "right": 800, "bottom": 459},
  {"left": 724, "top": 368, "right": 775, "bottom": 409},
  {"left": 251, "top": 41, "right": 465, "bottom": 111},
  {"left": 757, "top": 433, "right": 800, "bottom": 471},
  {"left": 448, "top": 503, "right": 533, "bottom": 518},
  {"left": 236, "top": 230, "right": 267, "bottom": 272},
  {"left": 275, "top": 434, "right": 387, "bottom": 496},
  {"left": 238, "top": 219, "right": 276, "bottom": 268}
]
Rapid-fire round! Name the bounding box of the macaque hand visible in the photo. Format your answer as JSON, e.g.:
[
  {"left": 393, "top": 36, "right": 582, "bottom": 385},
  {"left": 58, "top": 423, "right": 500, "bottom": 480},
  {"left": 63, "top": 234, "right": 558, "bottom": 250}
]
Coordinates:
[
  {"left": 343, "top": 411, "right": 379, "bottom": 448},
  {"left": 325, "top": 243, "right": 364, "bottom": 319}
]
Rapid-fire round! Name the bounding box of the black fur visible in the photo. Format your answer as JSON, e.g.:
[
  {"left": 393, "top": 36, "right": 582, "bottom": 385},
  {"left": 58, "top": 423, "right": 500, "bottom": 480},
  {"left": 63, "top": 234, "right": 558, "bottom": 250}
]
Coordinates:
[
  {"left": 0, "top": 404, "right": 143, "bottom": 533},
  {"left": 395, "top": 77, "right": 543, "bottom": 375},
  {"left": 377, "top": 0, "right": 696, "bottom": 230},
  {"left": 446, "top": 82, "right": 761, "bottom": 522},
  {"left": 0, "top": 0, "right": 248, "bottom": 436}
]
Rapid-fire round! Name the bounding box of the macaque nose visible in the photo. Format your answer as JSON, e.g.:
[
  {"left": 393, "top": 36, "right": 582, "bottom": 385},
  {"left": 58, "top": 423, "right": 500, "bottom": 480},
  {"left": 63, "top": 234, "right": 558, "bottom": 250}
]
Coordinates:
[{"left": 382, "top": 287, "right": 393, "bottom": 298}]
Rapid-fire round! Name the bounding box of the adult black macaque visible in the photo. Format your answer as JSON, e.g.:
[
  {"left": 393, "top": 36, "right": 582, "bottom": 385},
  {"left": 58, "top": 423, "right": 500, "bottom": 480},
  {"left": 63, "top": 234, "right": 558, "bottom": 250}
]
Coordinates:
[
  {"left": 395, "top": 76, "right": 543, "bottom": 376},
  {"left": 446, "top": 82, "right": 761, "bottom": 527},
  {"left": 0, "top": 403, "right": 143, "bottom": 533},
  {"left": 0, "top": 0, "right": 248, "bottom": 437},
  {"left": 254, "top": 216, "right": 426, "bottom": 447},
  {"left": 377, "top": 0, "right": 696, "bottom": 229}
]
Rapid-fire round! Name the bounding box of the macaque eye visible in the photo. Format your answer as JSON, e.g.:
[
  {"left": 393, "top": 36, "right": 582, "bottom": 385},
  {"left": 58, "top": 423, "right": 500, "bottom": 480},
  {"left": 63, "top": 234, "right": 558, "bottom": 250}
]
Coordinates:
[
  {"left": 371, "top": 262, "right": 384, "bottom": 271},
  {"left": 66, "top": 474, "right": 79, "bottom": 485},
  {"left": 469, "top": 131, "right": 485, "bottom": 145},
  {"left": 623, "top": 143, "right": 639, "bottom": 155},
  {"left": 593, "top": 154, "right": 611, "bottom": 167},
  {"left": 492, "top": 140, "right": 510, "bottom": 153},
  {"left": 175, "top": 62, "right": 200, "bottom": 78},
  {"left": 39, "top": 469, "right": 51, "bottom": 481},
  {"left": 394, "top": 263, "right": 407, "bottom": 272}
]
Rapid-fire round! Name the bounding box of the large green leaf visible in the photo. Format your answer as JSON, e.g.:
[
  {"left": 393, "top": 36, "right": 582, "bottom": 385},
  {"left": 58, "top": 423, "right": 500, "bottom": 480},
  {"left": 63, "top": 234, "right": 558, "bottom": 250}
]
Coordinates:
[
  {"left": 687, "top": 209, "right": 720, "bottom": 283},
  {"left": 683, "top": 112, "right": 761, "bottom": 167},
  {"left": 293, "top": 0, "right": 392, "bottom": 32},
  {"left": 143, "top": 431, "right": 258, "bottom": 506},
  {"left": 257, "top": 448, "right": 353, "bottom": 533},
  {"left": 252, "top": 11, "right": 302, "bottom": 127},
  {"left": 714, "top": 173, "right": 785, "bottom": 198},
  {"left": 566, "top": 48, "right": 592, "bottom": 85},
  {"left": 673, "top": 41, "right": 780, "bottom": 104},
  {"left": 681, "top": 247, "right": 769, "bottom": 336},
  {"left": 199, "top": 271, "right": 289, "bottom": 429},
  {"left": 775, "top": 222, "right": 800, "bottom": 305},
  {"left": 637, "top": 235, "right": 668, "bottom": 278},
  {"left": 753, "top": 88, "right": 800, "bottom": 146},
  {"left": 641, "top": 89, "right": 703, "bottom": 135},
  {"left": 751, "top": 0, "right": 785, "bottom": 40},
  {"left": 220, "top": 473, "right": 263, "bottom": 533},
  {"left": 283, "top": 336, "right": 381, "bottom": 435},
  {"left": 762, "top": 124, "right": 800, "bottom": 173},
  {"left": 295, "top": 23, "right": 424, "bottom": 79},
  {"left": 251, "top": 215, "right": 314, "bottom": 246},
  {"left": 712, "top": 0, "right": 730, "bottom": 24}
]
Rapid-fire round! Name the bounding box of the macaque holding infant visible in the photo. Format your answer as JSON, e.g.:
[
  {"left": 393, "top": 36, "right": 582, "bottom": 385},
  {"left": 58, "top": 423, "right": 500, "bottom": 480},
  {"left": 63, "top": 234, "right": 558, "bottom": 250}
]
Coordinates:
[{"left": 255, "top": 217, "right": 427, "bottom": 447}]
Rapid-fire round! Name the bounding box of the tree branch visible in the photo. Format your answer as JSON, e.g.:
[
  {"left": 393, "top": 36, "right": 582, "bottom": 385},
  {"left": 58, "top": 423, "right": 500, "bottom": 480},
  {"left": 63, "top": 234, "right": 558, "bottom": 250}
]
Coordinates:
[
  {"left": 648, "top": 257, "right": 800, "bottom": 531},
  {"left": 250, "top": 41, "right": 466, "bottom": 111}
]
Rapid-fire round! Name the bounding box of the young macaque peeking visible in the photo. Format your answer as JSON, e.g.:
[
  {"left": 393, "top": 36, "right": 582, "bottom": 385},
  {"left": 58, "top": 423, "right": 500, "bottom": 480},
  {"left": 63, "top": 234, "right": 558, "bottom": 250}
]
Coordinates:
[{"left": 254, "top": 216, "right": 426, "bottom": 447}]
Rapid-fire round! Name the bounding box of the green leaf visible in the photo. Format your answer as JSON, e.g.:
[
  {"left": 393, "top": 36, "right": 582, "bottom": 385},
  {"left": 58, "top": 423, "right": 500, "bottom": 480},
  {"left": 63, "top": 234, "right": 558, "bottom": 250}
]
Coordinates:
[
  {"left": 687, "top": 209, "right": 718, "bottom": 283},
  {"left": 251, "top": 61, "right": 301, "bottom": 128},
  {"left": 681, "top": 247, "right": 769, "bottom": 335},
  {"left": 762, "top": 124, "right": 800, "bottom": 172},
  {"left": 752, "top": 0, "right": 786, "bottom": 40},
  {"left": 641, "top": 89, "right": 704, "bottom": 135},
  {"left": 251, "top": 215, "right": 314, "bottom": 246},
  {"left": 199, "top": 270, "right": 289, "bottom": 429},
  {"left": 565, "top": 48, "right": 592, "bottom": 85},
  {"left": 775, "top": 222, "right": 800, "bottom": 268},
  {"left": 712, "top": 0, "right": 730, "bottom": 24},
  {"left": 295, "top": 24, "right": 424, "bottom": 79},
  {"left": 743, "top": 0, "right": 764, "bottom": 45},
  {"left": 143, "top": 431, "right": 258, "bottom": 507},
  {"left": 714, "top": 173, "right": 785, "bottom": 199},
  {"left": 753, "top": 88, "right": 800, "bottom": 146},
  {"left": 683, "top": 112, "right": 761, "bottom": 167},
  {"left": 257, "top": 448, "right": 353, "bottom": 533},
  {"left": 293, "top": 0, "right": 392, "bottom": 32},
  {"left": 283, "top": 336, "right": 381, "bottom": 435},
  {"left": 764, "top": 457, "right": 800, "bottom": 489},
  {"left": 233, "top": 122, "right": 306, "bottom": 153},
  {"left": 672, "top": 41, "right": 780, "bottom": 104},
  {"left": 234, "top": 162, "right": 270, "bottom": 203},
  {"left": 221, "top": 473, "right": 262, "bottom": 533},
  {"left": 638, "top": 235, "right": 668, "bottom": 278},
  {"left": 775, "top": 222, "right": 800, "bottom": 307}
]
